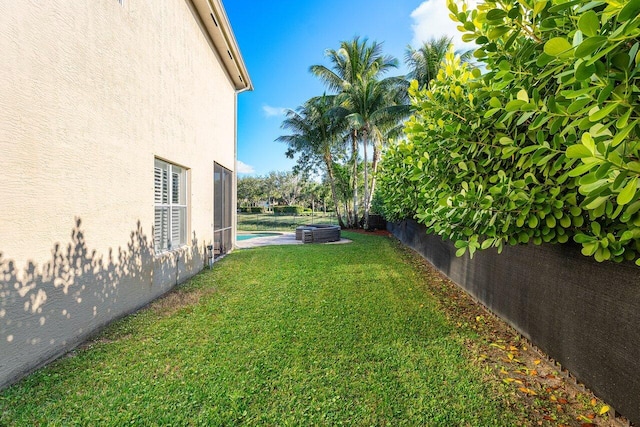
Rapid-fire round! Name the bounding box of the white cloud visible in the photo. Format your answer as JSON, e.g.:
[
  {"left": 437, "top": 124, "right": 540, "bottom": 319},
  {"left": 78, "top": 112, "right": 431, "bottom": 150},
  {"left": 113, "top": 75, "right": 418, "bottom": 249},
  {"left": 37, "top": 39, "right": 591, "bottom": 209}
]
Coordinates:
[
  {"left": 262, "top": 104, "right": 286, "bottom": 118},
  {"left": 237, "top": 160, "right": 255, "bottom": 174},
  {"left": 410, "top": 0, "right": 477, "bottom": 52}
]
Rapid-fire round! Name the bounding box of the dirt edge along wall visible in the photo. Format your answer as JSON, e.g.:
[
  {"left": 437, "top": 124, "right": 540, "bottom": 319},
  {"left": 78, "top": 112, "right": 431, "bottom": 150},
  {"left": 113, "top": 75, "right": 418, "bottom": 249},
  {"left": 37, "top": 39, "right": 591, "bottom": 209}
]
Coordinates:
[{"left": 388, "top": 219, "right": 640, "bottom": 425}]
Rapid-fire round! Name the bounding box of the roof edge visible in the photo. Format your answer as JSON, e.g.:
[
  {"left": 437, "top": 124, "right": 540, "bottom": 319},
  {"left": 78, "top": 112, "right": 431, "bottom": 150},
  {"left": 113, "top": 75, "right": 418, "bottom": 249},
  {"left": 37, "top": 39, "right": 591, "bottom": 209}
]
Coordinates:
[{"left": 191, "top": 0, "right": 253, "bottom": 91}]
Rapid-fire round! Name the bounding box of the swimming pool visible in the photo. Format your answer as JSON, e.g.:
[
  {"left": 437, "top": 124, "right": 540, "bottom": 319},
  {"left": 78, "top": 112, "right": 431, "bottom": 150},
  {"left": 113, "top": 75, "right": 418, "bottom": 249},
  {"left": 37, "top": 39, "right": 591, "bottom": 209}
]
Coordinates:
[{"left": 237, "top": 232, "right": 282, "bottom": 241}]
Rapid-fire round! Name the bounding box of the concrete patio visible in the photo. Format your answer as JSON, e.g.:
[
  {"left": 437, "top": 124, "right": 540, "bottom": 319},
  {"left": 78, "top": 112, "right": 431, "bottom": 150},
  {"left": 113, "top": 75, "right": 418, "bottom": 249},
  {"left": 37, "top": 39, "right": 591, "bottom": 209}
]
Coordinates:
[{"left": 235, "top": 232, "right": 351, "bottom": 249}]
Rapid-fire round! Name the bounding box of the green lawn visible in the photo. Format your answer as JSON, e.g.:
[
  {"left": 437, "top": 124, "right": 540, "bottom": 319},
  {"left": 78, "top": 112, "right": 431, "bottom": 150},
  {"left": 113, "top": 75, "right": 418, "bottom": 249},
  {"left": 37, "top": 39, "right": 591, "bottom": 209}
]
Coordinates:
[
  {"left": 238, "top": 212, "right": 337, "bottom": 231},
  {"left": 0, "top": 233, "right": 517, "bottom": 426}
]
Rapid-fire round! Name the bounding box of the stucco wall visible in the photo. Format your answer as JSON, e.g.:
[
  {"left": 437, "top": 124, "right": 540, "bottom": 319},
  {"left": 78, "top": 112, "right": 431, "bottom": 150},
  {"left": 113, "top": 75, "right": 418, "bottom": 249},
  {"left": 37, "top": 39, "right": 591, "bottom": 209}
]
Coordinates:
[{"left": 0, "top": 0, "right": 239, "bottom": 388}]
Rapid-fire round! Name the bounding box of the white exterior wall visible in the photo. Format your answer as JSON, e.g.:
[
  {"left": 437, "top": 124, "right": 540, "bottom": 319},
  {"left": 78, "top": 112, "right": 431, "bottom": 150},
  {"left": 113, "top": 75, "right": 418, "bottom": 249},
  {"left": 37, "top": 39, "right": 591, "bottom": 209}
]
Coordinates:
[{"left": 0, "top": 0, "right": 244, "bottom": 388}]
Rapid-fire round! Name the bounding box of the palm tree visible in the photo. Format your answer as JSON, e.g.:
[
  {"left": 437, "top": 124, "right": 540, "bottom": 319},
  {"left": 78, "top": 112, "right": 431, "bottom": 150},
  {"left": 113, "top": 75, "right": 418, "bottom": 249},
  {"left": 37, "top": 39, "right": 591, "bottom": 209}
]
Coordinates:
[
  {"left": 277, "top": 95, "right": 348, "bottom": 228},
  {"left": 405, "top": 36, "right": 474, "bottom": 89},
  {"left": 311, "top": 37, "right": 408, "bottom": 228},
  {"left": 340, "top": 74, "right": 410, "bottom": 228}
]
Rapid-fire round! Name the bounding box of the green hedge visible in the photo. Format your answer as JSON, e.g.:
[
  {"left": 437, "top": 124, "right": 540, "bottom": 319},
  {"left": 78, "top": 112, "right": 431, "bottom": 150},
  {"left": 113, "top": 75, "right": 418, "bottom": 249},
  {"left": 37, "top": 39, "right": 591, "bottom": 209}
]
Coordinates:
[
  {"left": 238, "top": 207, "right": 265, "bottom": 213},
  {"left": 273, "top": 206, "right": 304, "bottom": 214},
  {"left": 378, "top": 0, "right": 640, "bottom": 264}
]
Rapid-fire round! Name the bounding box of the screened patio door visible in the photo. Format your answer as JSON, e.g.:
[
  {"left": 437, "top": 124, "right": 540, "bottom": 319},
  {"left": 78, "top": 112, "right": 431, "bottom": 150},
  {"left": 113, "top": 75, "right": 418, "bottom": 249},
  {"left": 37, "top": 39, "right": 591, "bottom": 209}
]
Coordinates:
[{"left": 213, "top": 163, "right": 232, "bottom": 257}]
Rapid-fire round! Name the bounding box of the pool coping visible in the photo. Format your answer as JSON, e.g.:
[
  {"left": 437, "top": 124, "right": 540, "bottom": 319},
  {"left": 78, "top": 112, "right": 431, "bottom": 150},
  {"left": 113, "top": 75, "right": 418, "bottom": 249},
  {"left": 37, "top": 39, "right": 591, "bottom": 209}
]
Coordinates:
[{"left": 235, "top": 231, "right": 351, "bottom": 249}]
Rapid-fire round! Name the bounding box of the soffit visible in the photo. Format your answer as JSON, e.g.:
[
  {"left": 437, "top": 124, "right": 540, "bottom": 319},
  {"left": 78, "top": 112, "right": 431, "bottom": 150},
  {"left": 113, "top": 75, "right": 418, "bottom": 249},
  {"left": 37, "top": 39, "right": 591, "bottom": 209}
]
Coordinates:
[{"left": 190, "top": 0, "right": 253, "bottom": 91}]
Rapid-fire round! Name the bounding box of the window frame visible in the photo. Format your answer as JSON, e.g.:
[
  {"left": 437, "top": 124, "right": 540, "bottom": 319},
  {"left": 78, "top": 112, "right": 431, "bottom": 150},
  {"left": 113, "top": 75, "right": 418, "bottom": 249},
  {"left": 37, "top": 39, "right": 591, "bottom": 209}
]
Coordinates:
[{"left": 154, "top": 158, "right": 189, "bottom": 254}]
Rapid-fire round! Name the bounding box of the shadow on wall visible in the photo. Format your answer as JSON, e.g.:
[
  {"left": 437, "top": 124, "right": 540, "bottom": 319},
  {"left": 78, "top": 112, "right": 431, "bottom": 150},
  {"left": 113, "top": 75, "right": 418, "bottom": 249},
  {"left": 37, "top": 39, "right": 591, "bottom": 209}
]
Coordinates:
[{"left": 0, "top": 218, "right": 206, "bottom": 389}]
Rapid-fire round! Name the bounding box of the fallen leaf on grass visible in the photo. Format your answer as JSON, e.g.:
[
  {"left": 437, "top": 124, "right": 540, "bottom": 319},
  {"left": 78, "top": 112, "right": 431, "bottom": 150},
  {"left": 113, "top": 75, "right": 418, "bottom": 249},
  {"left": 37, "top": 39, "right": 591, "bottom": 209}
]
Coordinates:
[
  {"left": 518, "top": 387, "right": 537, "bottom": 396},
  {"left": 504, "top": 378, "right": 524, "bottom": 385},
  {"left": 534, "top": 359, "right": 541, "bottom": 365},
  {"left": 558, "top": 398, "right": 569, "bottom": 404},
  {"left": 599, "top": 405, "right": 610, "bottom": 415}
]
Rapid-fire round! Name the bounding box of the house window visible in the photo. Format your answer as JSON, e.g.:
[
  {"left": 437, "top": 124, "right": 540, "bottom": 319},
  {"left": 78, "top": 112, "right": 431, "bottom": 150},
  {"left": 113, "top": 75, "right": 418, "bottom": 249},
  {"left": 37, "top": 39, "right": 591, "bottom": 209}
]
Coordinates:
[{"left": 154, "top": 158, "right": 188, "bottom": 253}]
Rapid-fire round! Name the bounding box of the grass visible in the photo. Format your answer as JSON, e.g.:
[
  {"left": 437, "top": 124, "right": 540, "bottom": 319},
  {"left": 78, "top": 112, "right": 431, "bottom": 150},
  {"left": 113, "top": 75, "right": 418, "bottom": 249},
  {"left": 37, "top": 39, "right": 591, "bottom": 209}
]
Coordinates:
[
  {"left": 237, "top": 212, "right": 337, "bottom": 231},
  {"left": 0, "top": 233, "right": 519, "bottom": 426}
]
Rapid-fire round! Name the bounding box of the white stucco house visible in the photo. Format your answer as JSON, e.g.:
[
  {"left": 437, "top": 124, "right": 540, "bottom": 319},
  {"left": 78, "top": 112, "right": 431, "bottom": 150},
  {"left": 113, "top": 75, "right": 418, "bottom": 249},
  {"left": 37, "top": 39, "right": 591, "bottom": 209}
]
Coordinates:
[{"left": 0, "top": 0, "right": 251, "bottom": 389}]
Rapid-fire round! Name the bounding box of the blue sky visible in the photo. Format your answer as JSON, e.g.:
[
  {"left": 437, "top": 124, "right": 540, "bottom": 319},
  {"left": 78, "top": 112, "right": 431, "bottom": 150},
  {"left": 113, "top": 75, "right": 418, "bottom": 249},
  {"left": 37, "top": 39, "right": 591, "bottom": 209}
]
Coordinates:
[{"left": 223, "top": 0, "right": 471, "bottom": 176}]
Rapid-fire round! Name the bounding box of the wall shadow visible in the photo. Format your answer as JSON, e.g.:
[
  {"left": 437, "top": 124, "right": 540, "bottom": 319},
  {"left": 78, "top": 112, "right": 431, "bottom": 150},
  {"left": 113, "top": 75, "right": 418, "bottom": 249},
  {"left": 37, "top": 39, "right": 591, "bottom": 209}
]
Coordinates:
[{"left": 0, "top": 218, "right": 207, "bottom": 389}]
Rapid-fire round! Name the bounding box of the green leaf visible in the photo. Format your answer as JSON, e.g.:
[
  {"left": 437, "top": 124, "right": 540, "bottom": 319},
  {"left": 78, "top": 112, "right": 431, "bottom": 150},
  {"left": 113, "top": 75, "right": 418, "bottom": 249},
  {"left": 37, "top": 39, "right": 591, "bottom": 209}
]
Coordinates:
[
  {"left": 488, "top": 26, "right": 510, "bottom": 39},
  {"left": 619, "top": 0, "right": 640, "bottom": 21},
  {"left": 617, "top": 177, "right": 638, "bottom": 206},
  {"left": 549, "top": 0, "right": 582, "bottom": 13},
  {"left": 567, "top": 98, "right": 592, "bottom": 114},
  {"left": 566, "top": 144, "right": 593, "bottom": 158},
  {"left": 536, "top": 53, "right": 554, "bottom": 67},
  {"left": 517, "top": 89, "right": 529, "bottom": 102},
  {"left": 484, "top": 108, "right": 501, "bottom": 118},
  {"left": 486, "top": 9, "right": 507, "bottom": 20},
  {"left": 588, "top": 102, "right": 619, "bottom": 122},
  {"left": 578, "top": 11, "right": 599, "bottom": 37},
  {"left": 624, "top": 200, "right": 640, "bottom": 220},
  {"left": 575, "top": 61, "right": 596, "bottom": 80},
  {"left": 560, "top": 87, "right": 595, "bottom": 99},
  {"left": 533, "top": 0, "right": 547, "bottom": 16},
  {"left": 575, "top": 36, "right": 607, "bottom": 58},
  {"left": 581, "top": 132, "right": 596, "bottom": 153},
  {"left": 581, "top": 242, "right": 598, "bottom": 256},
  {"left": 544, "top": 37, "right": 573, "bottom": 57},
  {"left": 611, "top": 120, "right": 638, "bottom": 147},
  {"left": 481, "top": 239, "right": 494, "bottom": 250},
  {"left": 454, "top": 240, "right": 467, "bottom": 249},
  {"left": 585, "top": 196, "right": 608, "bottom": 210},
  {"left": 546, "top": 215, "right": 556, "bottom": 228},
  {"left": 505, "top": 99, "right": 525, "bottom": 111},
  {"left": 597, "top": 83, "right": 614, "bottom": 104},
  {"left": 616, "top": 108, "right": 633, "bottom": 129},
  {"left": 574, "top": 233, "right": 593, "bottom": 244}
]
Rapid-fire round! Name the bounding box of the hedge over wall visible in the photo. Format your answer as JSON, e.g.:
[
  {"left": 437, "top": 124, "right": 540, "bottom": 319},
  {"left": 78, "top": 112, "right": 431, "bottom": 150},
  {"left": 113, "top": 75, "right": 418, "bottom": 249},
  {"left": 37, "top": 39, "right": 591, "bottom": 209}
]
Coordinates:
[{"left": 378, "top": 0, "right": 640, "bottom": 264}]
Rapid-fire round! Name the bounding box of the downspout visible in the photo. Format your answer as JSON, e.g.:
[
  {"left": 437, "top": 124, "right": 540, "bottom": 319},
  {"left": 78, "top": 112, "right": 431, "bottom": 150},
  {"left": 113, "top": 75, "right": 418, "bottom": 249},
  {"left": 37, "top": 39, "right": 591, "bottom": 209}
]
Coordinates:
[{"left": 233, "top": 85, "right": 251, "bottom": 253}]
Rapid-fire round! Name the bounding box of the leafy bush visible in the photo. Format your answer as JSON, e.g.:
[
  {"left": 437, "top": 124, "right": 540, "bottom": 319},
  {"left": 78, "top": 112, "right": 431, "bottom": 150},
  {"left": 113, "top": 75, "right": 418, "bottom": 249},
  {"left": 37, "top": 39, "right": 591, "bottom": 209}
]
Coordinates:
[
  {"left": 238, "top": 207, "right": 265, "bottom": 213},
  {"left": 378, "top": 0, "right": 640, "bottom": 264},
  {"left": 273, "top": 206, "right": 304, "bottom": 214}
]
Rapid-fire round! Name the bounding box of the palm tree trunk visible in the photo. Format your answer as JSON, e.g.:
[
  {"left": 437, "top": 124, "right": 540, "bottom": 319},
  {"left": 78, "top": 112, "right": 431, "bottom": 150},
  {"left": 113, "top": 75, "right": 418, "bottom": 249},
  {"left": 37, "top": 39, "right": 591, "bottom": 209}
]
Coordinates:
[
  {"left": 324, "top": 154, "right": 346, "bottom": 228},
  {"left": 351, "top": 131, "right": 358, "bottom": 228},
  {"left": 362, "top": 131, "right": 369, "bottom": 230},
  {"left": 367, "top": 142, "right": 381, "bottom": 211}
]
